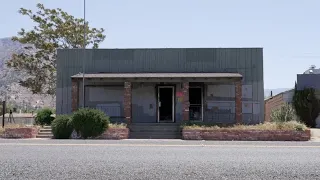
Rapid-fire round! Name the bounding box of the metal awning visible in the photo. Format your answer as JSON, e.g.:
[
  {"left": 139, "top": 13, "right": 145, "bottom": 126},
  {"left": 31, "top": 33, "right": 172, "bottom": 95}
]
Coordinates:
[{"left": 71, "top": 73, "right": 242, "bottom": 79}]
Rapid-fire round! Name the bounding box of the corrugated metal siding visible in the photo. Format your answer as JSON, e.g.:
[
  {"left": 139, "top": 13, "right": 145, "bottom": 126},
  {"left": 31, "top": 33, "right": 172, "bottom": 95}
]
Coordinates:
[
  {"left": 56, "top": 48, "right": 264, "bottom": 123},
  {"left": 297, "top": 74, "right": 320, "bottom": 90}
]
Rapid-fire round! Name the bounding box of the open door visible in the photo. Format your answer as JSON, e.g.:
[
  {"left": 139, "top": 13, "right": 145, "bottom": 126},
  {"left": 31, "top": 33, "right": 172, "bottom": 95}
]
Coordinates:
[{"left": 157, "top": 86, "right": 175, "bottom": 123}]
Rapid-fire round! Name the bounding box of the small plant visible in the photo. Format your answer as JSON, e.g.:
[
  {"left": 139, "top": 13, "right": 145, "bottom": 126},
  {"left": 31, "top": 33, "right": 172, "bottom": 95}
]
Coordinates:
[
  {"left": 109, "top": 123, "right": 127, "bottom": 129},
  {"left": 70, "top": 108, "right": 110, "bottom": 139},
  {"left": 270, "top": 103, "right": 298, "bottom": 123},
  {"left": 35, "top": 108, "right": 54, "bottom": 126},
  {"left": 51, "top": 115, "right": 73, "bottom": 139}
]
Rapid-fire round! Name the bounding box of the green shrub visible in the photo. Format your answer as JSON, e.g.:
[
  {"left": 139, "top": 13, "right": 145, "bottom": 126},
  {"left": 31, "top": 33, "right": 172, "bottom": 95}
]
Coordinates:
[
  {"left": 35, "top": 108, "right": 54, "bottom": 126},
  {"left": 270, "top": 103, "right": 298, "bottom": 123},
  {"left": 292, "top": 83, "right": 320, "bottom": 128},
  {"left": 71, "top": 108, "right": 109, "bottom": 139},
  {"left": 51, "top": 115, "right": 73, "bottom": 139}
]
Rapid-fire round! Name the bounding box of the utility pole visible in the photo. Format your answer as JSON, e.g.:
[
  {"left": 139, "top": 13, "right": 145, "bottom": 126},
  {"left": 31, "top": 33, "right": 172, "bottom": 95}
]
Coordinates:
[
  {"left": 82, "top": 0, "right": 86, "bottom": 108},
  {"left": 2, "top": 101, "right": 5, "bottom": 128}
]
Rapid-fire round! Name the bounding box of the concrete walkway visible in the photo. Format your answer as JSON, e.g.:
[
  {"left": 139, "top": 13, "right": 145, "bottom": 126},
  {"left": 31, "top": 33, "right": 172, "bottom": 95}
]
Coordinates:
[{"left": 310, "top": 128, "right": 320, "bottom": 141}]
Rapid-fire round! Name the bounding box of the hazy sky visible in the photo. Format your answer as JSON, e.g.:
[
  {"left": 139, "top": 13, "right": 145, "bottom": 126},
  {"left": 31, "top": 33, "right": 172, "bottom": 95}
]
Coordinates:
[{"left": 1, "top": 0, "right": 319, "bottom": 89}]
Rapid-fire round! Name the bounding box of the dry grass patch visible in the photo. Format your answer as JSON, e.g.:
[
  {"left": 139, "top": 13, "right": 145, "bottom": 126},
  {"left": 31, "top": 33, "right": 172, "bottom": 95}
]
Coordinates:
[
  {"left": 0, "top": 127, "right": 4, "bottom": 136},
  {"left": 183, "top": 121, "right": 307, "bottom": 131},
  {"left": 109, "top": 123, "right": 127, "bottom": 129}
]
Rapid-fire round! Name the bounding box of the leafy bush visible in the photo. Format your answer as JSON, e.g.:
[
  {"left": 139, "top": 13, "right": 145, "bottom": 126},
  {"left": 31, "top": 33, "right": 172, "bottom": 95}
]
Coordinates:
[
  {"left": 292, "top": 83, "right": 320, "bottom": 128},
  {"left": 51, "top": 115, "right": 73, "bottom": 139},
  {"left": 270, "top": 103, "right": 298, "bottom": 123},
  {"left": 70, "top": 108, "right": 109, "bottom": 139},
  {"left": 35, "top": 108, "right": 54, "bottom": 126}
]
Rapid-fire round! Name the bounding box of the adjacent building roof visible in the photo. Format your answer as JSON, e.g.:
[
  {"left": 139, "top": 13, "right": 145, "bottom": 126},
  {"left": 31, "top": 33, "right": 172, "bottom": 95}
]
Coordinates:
[{"left": 71, "top": 72, "right": 243, "bottom": 79}]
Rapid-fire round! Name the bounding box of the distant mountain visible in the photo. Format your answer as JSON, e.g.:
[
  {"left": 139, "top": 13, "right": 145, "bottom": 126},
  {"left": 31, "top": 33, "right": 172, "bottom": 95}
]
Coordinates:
[
  {"left": 0, "top": 37, "right": 55, "bottom": 110},
  {"left": 264, "top": 88, "right": 292, "bottom": 98}
]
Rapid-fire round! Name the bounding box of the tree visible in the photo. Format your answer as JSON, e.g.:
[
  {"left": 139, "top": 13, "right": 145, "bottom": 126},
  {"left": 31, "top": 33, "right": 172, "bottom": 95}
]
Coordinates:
[
  {"left": 6, "top": 3, "right": 106, "bottom": 95},
  {"left": 292, "top": 82, "right": 320, "bottom": 127}
]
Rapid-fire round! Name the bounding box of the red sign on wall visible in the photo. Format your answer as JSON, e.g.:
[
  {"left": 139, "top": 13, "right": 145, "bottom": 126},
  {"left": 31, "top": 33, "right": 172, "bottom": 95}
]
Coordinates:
[{"left": 176, "top": 92, "right": 183, "bottom": 97}]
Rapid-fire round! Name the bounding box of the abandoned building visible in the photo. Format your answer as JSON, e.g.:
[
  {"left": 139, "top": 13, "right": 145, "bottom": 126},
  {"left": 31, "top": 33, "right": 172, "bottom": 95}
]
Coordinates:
[{"left": 56, "top": 48, "right": 264, "bottom": 138}]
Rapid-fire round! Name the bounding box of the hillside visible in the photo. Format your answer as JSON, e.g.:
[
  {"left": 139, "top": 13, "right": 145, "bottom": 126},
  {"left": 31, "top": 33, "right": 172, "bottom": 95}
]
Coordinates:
[{"left": 0, "top": 37, "right": 55, "bottom": 111}]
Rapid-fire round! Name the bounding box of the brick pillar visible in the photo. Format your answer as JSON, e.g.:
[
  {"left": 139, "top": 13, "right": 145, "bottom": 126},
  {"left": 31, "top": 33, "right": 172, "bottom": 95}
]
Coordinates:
[
  {"left": 71, "top": 79, "right": 79, "bottom": 112},
  {"left": 182, "top": 82, "right": 190, "bottom": 121},
  {"left": 124, "top": 82, "right": 132, "bottom": 124},
  {"left": 235, "top": 81, "right": 242, "bottom": 124}
]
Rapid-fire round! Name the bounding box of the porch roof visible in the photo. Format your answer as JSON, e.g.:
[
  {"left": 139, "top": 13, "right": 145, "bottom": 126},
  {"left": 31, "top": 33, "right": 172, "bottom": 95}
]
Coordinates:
[{"left": 71, "top": 72, "right": 242, "bottom": 79}]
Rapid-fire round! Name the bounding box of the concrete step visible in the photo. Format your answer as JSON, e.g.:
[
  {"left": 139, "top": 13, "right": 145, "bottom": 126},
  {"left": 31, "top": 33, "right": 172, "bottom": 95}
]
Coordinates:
[
  {"left": 129, "top": 126, "right": 181, "bottom": 132},
  {"left": 36, "top": 134, "right": 53, "bottom": 138},
  {"left": 129, "top": 123, "right": 181, "bottom": 131},
  {"left": 130, "top": 123, "right": 181, "bottom": 126},
  {"left": 39, "top": 129, "right": 52, "bottom": 133},
  {"left": 129, "top": 123, "right": 182, "bottom": 139},
  {"left": 43, "top": 126, "right": 52, "bottom": 129},
  {"left": 38, "top": 131, "right": 53, "bottom": 135},
  {"left": 130, "top": 132, "right": 181, "bottom": 139}
]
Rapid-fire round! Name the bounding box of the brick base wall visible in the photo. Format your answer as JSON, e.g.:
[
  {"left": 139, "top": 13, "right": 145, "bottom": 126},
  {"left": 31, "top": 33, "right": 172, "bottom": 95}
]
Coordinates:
[
  {"left": 3, "top": 127, "right": 38, "bottom": 138},
  {"left": 96, "top": 128, "right": 129, "bottom": 140},
  {"left": 182, "top": 129, "right": 311, "bottom": 141}
]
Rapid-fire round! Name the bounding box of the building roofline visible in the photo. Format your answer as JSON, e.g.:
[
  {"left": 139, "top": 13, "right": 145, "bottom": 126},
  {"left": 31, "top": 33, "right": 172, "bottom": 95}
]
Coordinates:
[
  {"left": 57, "top": 47, "right": 263, "bottom": 51},
  {"left": 264, "top": 88, "right": 294, "bottom": 101}
]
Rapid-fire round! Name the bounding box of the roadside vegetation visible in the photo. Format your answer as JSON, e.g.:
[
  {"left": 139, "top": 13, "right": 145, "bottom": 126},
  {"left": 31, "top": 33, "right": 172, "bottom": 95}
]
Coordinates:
[
  {"left": 292, "top": 84, "right": 320, "bottom": 128},
  {"left": 51, "top": 108, "right": 127, "bottom": 139},
  {"left": 109, "top": 123, "right": 127, "bottom": 129},
  {"left": 1, "top": 107, "right": 124, "bottom": 139},
  {"left": 34, "top": 108, "right": 55, "bottom": 126},
  {"left": 183, "top": 103, "right": 307, "bottom": 132}
]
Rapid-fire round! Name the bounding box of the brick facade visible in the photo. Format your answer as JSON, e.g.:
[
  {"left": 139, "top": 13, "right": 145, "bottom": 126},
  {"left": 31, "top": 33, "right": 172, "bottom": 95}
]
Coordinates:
[
  {"left": 264, "top": 94, "right": 285, "bottom": 122},
  {"left": 182, "top": 82, "right": 190, "bottom": 121},
  {"left": 71, "top": 79, "right": 79, "bottom": 112},
  {"left": 235, "top": 81, "right": 242, "bottom": 124},
  {"left": 124, "top": 82, "right": 132, "bottom": 123}
]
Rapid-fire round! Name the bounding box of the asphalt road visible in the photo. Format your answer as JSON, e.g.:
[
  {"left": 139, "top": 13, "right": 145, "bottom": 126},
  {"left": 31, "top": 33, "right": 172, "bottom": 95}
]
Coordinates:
[{"left": 0, "top": 139, "right": 320, "bottom": 180}]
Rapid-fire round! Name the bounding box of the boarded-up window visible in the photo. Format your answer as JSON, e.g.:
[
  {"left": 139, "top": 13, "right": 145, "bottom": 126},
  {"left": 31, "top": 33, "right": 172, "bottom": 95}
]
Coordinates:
[
  {"left": 96, "top": 103, "right": 121, "bottom": 117},
  {"left": 242, "top": 85, "right": 252, "bottom": 99},
  {"left": 88, "top": 86, "right": 124, "bottom": 102},
  {"left": 207, "top": 85, "right": 235, "bottom": 98}
]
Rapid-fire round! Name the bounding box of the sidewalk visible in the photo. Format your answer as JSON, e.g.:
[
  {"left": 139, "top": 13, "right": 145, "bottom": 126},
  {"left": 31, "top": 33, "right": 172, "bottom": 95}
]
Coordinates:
[{"left": 310, "top": 128, "right": 320, "bottom": 141}]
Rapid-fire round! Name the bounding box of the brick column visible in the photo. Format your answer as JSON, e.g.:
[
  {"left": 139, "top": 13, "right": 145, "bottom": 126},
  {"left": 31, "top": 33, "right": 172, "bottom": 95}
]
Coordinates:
[
  {"left": 235, "top": 81, "right": 242, "bottom": 124},
  {"left": 124, "top": 82, "right": 132, "bottom": 124},
  {"left": 71, "top": 79, "right": 79, "bottom": 112},
  {"left": 182, "top": 82, "right": 190, "bottom": 121}
]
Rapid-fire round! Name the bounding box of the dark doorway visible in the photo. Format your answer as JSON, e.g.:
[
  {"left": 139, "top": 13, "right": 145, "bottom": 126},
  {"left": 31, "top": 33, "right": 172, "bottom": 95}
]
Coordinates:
[
  {"left": 158, "top": 86, "right": 174, "bottom": 122},
  {"left": 189, "top": 87, "right": 203, "bottom": 121}
]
